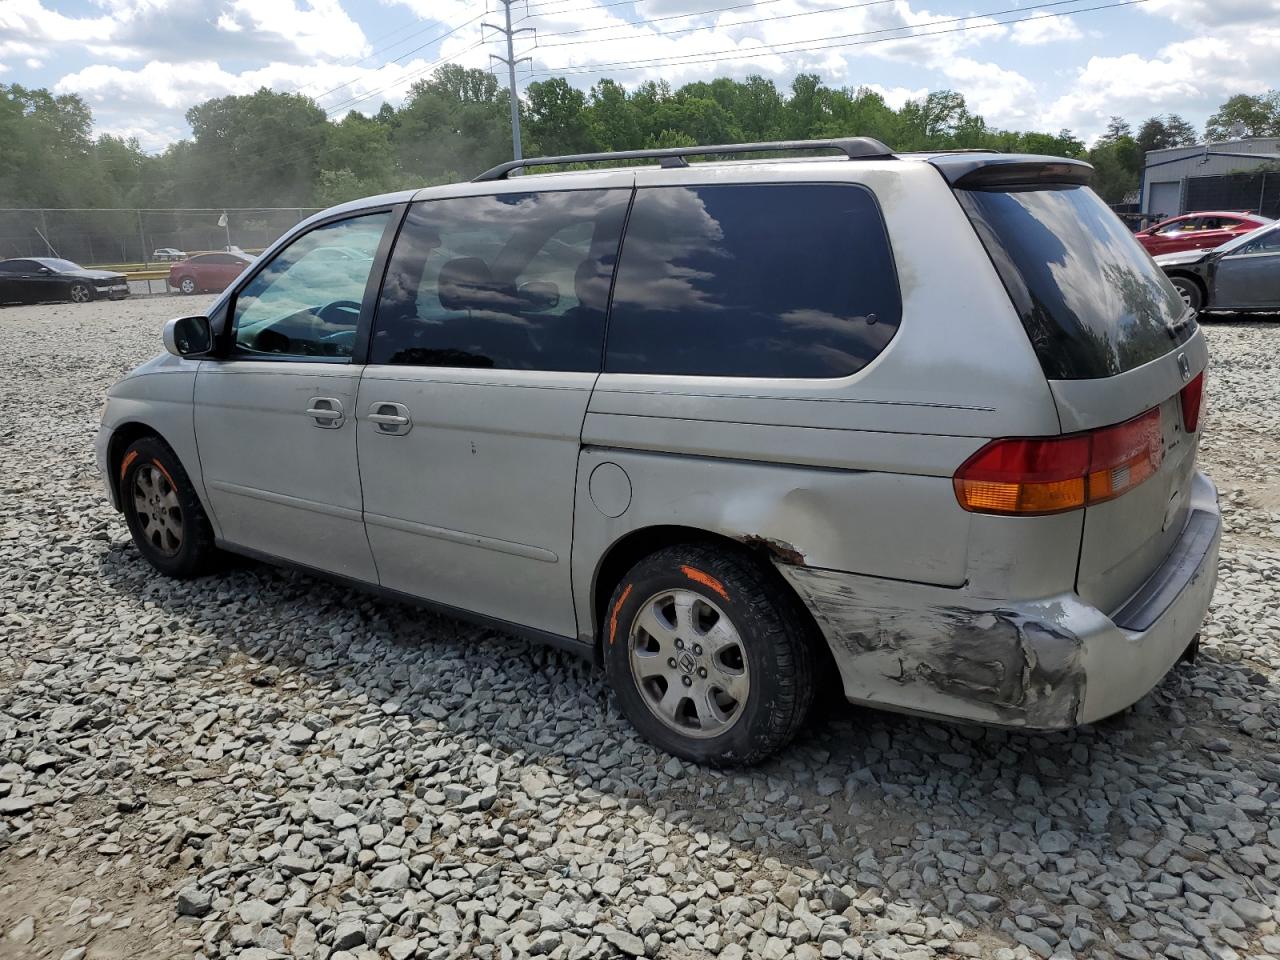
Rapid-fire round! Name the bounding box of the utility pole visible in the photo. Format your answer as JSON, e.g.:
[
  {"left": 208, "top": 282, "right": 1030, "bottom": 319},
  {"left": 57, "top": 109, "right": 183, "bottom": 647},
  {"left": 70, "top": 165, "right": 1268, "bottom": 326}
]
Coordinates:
[{"left": 485, "top": 0, "right": 533, "bottom": 161}]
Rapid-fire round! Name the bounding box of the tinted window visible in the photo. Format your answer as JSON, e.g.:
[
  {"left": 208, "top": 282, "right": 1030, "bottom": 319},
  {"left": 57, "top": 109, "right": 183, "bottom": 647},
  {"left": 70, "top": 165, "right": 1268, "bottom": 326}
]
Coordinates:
[
  {"left": 605, "top": 184, "right": 900, "bottom": 378},
  {"left": 231, "top": 212, "right": 390, "bottom": 360},
  {"left": 957, "top": 185, "right": 1193, "bottom": 380},
  {"left": 1240, "top": 227, "right": 1280, "bottom": 254},
  {"left": 372, "top": 189, "right": 630, "bottom": 371},
  {"left": 0, "top": 261, "right": 29, "bottom": 273},
  {"left": 35, "top": 258, "right": 81, "bottom": 271}
]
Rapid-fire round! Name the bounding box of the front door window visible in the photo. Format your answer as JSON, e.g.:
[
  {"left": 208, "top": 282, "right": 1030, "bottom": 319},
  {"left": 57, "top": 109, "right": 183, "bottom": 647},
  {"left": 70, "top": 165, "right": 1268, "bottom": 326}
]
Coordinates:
[{"left": 231, "top": 213, "right": 390, "bottom": 359}]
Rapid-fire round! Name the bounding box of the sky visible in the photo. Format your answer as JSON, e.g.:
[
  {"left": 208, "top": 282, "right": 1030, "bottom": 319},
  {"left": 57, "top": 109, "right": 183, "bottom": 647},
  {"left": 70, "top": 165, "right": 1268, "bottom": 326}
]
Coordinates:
[{"left": 0, "top": 0, "right": 1277, "bottom": 153}]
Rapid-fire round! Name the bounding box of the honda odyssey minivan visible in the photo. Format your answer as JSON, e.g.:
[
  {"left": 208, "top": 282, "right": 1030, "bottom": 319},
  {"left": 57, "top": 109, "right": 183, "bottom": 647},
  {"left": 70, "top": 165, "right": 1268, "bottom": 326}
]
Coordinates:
[{"left": 97, "top": 138, "right": 1219, "bottom": 765}]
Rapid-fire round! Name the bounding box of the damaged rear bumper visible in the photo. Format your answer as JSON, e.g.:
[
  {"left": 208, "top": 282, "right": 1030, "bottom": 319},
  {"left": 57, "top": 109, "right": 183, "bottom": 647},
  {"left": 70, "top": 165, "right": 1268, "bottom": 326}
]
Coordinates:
[{"left": 779, "top": 472, "right": 1221, "bottom": 730}]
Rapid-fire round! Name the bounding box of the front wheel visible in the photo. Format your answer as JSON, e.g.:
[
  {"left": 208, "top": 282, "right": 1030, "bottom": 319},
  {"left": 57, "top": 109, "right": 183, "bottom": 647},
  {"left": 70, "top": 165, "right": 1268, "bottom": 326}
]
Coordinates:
[
  {"left": 68, "top": 282, "right": 92, "bottom": 304},
  {"left": 120, "top": 436, "right": 218, "bottom": 578},
  {"left": 603, "top": 545, "right": 816, "bottom": 766},
  {"left": 1170, "top": 276, "right": 1204, "bottom": 314}
]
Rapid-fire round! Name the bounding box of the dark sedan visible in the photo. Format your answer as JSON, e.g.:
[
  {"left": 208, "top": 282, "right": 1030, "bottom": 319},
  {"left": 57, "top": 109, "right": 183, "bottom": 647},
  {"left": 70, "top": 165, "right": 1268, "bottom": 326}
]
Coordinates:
[
  {"left": 1156, "top": 222, "right": 1280, "bottom": 314},
  {"left": 0, "top": 257, "right": 129, "bottom": 305}
]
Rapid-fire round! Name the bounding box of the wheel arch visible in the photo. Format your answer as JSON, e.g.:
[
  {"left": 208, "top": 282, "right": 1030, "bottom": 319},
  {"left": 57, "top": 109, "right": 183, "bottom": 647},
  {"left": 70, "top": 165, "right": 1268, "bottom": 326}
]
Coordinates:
[
  {"left": 588, "top": 524, "right": 832, "bottom": 671},
  {"left": 106, "top": 421, "right": 166, "bottom": 508}
]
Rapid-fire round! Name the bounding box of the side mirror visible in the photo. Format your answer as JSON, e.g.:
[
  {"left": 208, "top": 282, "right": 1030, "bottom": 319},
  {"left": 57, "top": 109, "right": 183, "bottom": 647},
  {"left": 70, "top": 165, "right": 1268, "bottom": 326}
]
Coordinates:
[
  {"left": 39, "top": 266, "right": 53, "bottom": 274},
  {"left": 518, "top": 280, "right": 560, "bottom": 311},
  {"left": 163, "top": 315, "right": 213, "bottom": 357}
]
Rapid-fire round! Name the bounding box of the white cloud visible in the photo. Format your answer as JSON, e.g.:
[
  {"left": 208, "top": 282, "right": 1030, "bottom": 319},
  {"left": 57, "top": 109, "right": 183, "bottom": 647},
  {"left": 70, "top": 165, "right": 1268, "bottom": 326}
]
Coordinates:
[
  {"left": 0, "top": 0, "right": 371, "bottom": 64},
  {"left": 52, "top": 55, "right": 439, "bottom": 150},
  {"left": 1143, "top": 0, "right": 1280, "bottom": 27},
  {"left": 861, "top": 83, "right": 929, "bottom": 111},
  {"left": 1041, "top": 21, "right": 1280, "bottom": 140},
  {"left": 1010, "top": 12, "right": 1082, "bottom": 45},
  {"left": 940, "top": 57, "right": 1038, "bottom": 127},
  {"left": 216, "top": 0, "right": 368, "bottom": 60}
]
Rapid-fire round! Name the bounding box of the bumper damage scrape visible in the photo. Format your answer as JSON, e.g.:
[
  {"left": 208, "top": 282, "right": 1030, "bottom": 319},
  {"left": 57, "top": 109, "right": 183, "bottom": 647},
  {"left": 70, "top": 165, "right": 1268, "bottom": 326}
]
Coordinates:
[{"left": 780, "top": 566, "right": 1088, "bottom": 729}]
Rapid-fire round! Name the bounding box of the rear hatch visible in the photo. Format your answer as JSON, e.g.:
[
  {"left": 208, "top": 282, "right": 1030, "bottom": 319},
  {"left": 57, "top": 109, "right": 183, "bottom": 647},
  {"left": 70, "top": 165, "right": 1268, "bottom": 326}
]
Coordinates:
[{"left": 946, "top": 157, "right": 1205, "bottom": 614}]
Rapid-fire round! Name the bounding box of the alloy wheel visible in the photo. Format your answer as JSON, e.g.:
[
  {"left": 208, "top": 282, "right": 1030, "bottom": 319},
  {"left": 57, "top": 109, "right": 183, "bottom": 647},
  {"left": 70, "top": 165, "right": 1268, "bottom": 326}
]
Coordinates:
[
  {"left": 132, "top": 464, "right": 184, "bottom": 557},
  {"left": 628, "top": 588, "right": 750, "bottom": 739},
  {"left": 69, "top": 284, "right": 90, "bottom": 303}
]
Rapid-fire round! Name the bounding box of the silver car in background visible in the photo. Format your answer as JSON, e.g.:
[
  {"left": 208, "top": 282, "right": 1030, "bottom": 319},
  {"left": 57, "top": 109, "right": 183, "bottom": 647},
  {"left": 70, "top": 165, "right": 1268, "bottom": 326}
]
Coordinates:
[
  {"left": 1156, "top": 219, "right": 1280, "bottom": 314},
  {"left": 96, "top": 139, "right": 1219, "bottom": 765}
]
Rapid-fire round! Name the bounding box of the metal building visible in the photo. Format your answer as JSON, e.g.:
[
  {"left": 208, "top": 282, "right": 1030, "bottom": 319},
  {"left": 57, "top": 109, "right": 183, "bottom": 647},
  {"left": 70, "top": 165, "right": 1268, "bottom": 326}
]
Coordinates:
[{"left": 1141, "top": 138, "right": 1280, "bottom": 220}]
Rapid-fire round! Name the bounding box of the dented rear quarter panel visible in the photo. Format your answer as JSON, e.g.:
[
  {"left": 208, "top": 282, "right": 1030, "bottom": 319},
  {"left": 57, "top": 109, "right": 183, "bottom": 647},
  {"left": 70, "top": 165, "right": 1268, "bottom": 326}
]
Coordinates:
[{"left": 574, "top": 159, "right": 1076, "bottom": 639}]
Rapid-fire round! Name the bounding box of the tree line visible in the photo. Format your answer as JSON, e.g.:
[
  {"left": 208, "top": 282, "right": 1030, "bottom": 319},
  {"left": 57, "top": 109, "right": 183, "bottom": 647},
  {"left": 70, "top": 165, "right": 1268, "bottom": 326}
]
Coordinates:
[{"left": 2, "top": 72, "right": 1278, "bottom": 211}]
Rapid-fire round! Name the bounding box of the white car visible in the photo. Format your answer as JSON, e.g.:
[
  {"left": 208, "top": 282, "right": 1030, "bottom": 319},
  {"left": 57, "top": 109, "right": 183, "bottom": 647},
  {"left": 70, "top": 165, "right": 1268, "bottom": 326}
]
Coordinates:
[{"left": 153, "top": 248, "right": 187, "bottom": 262}]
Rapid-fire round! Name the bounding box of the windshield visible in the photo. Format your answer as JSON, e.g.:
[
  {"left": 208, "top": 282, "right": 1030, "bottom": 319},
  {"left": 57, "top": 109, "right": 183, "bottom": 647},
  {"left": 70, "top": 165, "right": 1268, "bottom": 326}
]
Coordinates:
[
  {"left": 36, "top": 258, "right": 83, "bottom": 271},
  {"left": 1216, "top": 220, "right": 1280, "bottom": 254},
  {"left": 957, "top": 184, "right": 1195, "bottom": 380}
]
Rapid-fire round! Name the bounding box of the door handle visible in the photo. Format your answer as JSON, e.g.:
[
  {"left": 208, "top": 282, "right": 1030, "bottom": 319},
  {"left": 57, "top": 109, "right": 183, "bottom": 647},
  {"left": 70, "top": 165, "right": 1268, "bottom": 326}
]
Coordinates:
[
  {"left": 367, "top": 401, "right": 412, "bottom": 436},
  {"left": 306, "top": 397, "right": 345, "bottom": 429}
]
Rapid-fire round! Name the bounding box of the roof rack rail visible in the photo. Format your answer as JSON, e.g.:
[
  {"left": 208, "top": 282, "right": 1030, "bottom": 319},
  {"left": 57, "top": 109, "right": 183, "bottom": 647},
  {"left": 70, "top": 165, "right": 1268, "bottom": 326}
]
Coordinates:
[{"left": 472, "top": 137, "right": 895, "bottom": 182}]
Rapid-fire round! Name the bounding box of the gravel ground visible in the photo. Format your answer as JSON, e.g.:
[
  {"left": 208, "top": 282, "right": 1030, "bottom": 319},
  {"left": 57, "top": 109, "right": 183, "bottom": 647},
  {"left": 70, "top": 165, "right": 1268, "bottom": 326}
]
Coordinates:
[{"left": 2, "top": 297, "right": 1279, "bottom": 960}]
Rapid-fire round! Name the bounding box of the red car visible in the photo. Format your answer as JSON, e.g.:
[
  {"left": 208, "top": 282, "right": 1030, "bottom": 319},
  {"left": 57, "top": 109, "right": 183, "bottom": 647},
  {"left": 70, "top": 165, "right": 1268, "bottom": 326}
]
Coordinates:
[
  {"left": 1136, "top": 211, "right": 1272, "bottom": 257},
  {"left": 169, "top": 252, "right": 252, "bottom": 295}
]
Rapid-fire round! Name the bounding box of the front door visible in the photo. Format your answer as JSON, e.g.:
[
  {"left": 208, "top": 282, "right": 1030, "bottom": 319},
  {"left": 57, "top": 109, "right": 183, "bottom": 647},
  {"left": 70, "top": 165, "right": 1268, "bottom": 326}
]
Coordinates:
[
  {"left": 194, "top": 210, "right": 394, "bottom": 580},
  {"left": 355, "top": 185, "right": 632, "bottom": 637},
  {"left": 1214, "top": 228, "right": 1280, "bottom": 309}
]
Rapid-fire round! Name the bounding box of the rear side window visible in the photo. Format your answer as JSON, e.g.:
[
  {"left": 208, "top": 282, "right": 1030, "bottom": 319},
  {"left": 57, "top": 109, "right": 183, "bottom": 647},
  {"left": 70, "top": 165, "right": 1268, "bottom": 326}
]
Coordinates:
[
  {"left": 605, "top": 183, "right": 901, "bottom": 378},
  {"left": 373, "top": 189, "right": 630, "bottom": 371},
  {"left": 957, "top": 184, "right": 1193, "bottom": 380}
]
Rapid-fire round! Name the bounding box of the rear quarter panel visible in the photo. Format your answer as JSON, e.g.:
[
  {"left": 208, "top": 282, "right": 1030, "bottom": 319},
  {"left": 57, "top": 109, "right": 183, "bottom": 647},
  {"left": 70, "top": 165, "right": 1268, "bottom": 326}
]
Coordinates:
[{"left": 573, "top": 160, "right": 1071, "bottom": 639}]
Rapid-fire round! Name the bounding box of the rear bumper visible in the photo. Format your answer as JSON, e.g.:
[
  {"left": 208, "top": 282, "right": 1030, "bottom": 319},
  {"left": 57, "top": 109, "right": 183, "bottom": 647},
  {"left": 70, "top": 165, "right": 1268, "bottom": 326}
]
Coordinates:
[{"left": 780, "top": 471, "right": 1221, "bottom": 730}]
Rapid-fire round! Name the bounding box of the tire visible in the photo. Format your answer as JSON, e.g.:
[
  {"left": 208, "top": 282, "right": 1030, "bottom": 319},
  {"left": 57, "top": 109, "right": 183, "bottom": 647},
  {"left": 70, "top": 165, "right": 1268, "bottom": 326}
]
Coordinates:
[
  {"left": 68, "top": 281, "right": 92, "bottom": 304},
  {"left": 603, "top": 544, "right": 816, "bottom": 766},
  {"left": 1170, "top": 276, "right": 1203, "bottom": 314},
  {"left": 119, "top": 436, "right": 218, "bottom": 579},
  {"left": 179, "top": 276, "right": 197, "bottom": 295}
]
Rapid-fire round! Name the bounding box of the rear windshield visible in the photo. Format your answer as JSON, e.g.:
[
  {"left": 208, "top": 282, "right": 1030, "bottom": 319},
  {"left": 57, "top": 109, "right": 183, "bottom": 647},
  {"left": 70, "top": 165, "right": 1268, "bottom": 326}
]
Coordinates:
[{"left": 956, "top": 184, "right": 1194, "bottom": 380}]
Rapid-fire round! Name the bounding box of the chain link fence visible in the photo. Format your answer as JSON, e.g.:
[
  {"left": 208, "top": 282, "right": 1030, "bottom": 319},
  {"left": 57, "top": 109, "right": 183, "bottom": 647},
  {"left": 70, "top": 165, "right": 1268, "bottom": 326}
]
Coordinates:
[{"left": 0, "top": 208, "right": 323, "bottom": 268}]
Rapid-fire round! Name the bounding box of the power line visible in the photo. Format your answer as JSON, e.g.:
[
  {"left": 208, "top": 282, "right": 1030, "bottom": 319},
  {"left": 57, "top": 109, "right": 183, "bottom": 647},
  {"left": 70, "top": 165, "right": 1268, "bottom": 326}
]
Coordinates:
[
  {"left": 534, "top": 0, "right": 899, "bottom": 45},
  {"left": 320, "top": 37, "right": 488, "bottom": 117},
  {"left": 524, "top": 0, "right": 1146, "bottom": 75},
  {"left": 307, "top": 15, "right": 485, "bottom": 105}
]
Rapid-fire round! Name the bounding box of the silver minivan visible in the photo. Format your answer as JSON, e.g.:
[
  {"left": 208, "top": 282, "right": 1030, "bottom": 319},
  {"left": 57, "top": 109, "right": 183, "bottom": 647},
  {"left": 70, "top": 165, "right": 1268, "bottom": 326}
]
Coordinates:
[{"left": 96, "top": 139, "right": 1220, "bottom": 765}]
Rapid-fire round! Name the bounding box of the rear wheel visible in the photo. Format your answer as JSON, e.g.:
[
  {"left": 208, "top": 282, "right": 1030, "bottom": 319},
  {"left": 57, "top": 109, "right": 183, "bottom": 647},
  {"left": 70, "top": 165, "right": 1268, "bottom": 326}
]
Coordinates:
[
  {"left": 603, "top": 544, "right": 816, "bottom": 766},
  {"left": 1170, "top": 276, "right": 1203, "bottom": 314},
  {"left": 179, "top": 276, "right": 197, "bottom": 295},
  {"left": 120, "top": 436, "right": 218, "bottom": 578},
  {"left": 68, "top": 282, "right": 92, "bottom": 304}
]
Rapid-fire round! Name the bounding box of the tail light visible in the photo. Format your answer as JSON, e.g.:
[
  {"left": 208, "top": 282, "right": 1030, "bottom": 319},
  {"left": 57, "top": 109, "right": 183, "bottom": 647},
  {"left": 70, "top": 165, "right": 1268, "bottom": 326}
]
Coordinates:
[
  {"left": 1180, "top": 372, "right": 1204, "bottom": 433},
  {"left": 955, "top": 408, "right": 1164, "bottom": 516}
]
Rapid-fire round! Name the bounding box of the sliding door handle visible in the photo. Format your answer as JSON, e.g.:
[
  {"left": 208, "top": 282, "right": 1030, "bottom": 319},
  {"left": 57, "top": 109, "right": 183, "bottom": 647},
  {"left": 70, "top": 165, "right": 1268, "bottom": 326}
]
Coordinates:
[{"left": 367, "top": 402, "right": 412, "bottom": 436}]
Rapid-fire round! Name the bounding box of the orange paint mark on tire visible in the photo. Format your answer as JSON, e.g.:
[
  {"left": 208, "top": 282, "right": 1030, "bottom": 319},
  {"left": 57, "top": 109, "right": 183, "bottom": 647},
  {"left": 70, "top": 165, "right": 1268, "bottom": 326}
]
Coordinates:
[
  {"left": 681, "top": 565, "right": 729, "bottom": 601},
  {"left": 608, "top": 584, "right": 633, "bottom": 646},
  {"left": 152, "top": 460, "right": 176, "bottom": 489},
  {"left": 119, "top": 450, "right": 139, "bottom": 479}
]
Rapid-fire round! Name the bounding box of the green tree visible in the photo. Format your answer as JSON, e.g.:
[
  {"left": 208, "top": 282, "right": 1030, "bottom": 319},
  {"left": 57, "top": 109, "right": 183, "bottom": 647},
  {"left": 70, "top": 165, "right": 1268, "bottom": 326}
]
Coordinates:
[
  {"left": 185, "top": 88, "right": 330, "bottom": 206},
  {"left": 524, "top": 77, "right": 595, "bottom": 155},
  {"left": 1206, "top": 91, "right": 1280, "bottom": 140}
]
